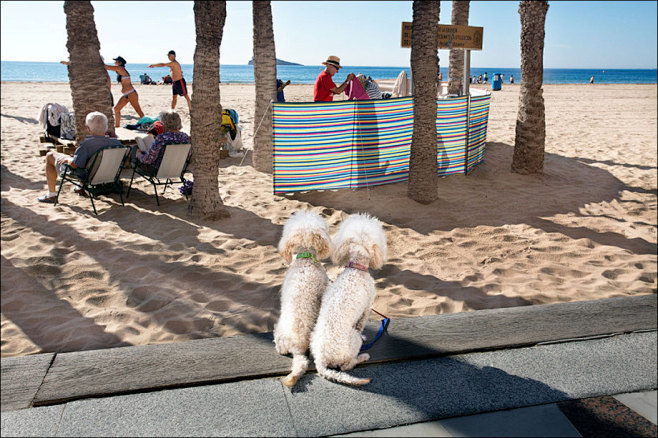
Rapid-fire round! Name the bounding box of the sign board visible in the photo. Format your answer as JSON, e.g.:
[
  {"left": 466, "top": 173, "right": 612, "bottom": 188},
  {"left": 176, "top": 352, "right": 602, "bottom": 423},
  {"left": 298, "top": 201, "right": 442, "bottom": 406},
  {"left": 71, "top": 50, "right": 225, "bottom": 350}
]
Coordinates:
[{"left": 401, "top": 22, "right": 483, "bottom": 50}]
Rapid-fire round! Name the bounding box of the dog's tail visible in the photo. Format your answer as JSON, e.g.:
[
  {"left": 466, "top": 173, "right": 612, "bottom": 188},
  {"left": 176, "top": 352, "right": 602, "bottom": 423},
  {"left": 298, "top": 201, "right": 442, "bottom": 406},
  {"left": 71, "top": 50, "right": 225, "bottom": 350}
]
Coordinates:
[
  {"left": 315, "top": 360, "right": 371, "bottom": 386},
  {"left": 281, "top": 354, "right": 310, "bottom": 387}
]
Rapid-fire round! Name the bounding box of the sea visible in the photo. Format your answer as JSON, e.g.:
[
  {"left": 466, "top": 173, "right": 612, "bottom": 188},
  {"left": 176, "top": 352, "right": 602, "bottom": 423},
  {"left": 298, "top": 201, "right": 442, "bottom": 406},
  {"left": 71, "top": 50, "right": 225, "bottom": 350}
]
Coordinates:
[{"left": 1, "top": 61, "right": 656, "bottom": 85}]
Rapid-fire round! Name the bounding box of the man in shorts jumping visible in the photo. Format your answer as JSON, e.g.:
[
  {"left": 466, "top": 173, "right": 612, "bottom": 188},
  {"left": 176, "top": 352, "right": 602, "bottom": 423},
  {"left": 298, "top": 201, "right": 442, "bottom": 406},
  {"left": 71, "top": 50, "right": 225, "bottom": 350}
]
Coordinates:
[{"left": 149, "top": 50, "right": 191, "bottom": 111}]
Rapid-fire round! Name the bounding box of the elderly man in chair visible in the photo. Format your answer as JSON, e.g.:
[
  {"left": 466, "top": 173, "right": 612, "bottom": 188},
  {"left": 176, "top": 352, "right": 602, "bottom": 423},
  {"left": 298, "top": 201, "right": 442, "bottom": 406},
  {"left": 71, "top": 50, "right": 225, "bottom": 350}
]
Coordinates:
[{"left": 38, "top": 111, "right": 122, "bottom": 204}]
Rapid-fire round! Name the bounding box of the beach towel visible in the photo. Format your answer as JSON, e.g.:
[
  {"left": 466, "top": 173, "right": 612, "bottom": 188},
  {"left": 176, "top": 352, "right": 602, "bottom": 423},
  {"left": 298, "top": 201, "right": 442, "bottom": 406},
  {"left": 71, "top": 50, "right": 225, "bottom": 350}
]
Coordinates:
[
  {"left": 59, "top": 111, "right": 75, "bottom": 140},
  {"left": 37, "top": 103, "right": 69, "bottom": 129},
  {"left": 364, "top": 77, "right": 383, "bottom": 100},
  {"left": 345, "top": 77, "right": 370, "bottom": 101},
  {"left": 392, "top": 71, "right": 408, "bottom": 97}
]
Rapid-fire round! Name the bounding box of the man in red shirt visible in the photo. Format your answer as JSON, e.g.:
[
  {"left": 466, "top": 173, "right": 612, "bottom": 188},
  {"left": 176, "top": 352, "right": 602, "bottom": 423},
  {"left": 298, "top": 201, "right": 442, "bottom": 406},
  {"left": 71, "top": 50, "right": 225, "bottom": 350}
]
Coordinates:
[{"left": 314, "top": 55, "right": 354, "bottom": 102}]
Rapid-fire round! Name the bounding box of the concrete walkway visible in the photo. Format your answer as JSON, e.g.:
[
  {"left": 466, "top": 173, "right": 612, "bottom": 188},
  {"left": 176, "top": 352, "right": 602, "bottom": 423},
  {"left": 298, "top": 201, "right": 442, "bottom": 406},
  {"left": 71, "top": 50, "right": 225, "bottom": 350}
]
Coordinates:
[{"left": 2, "top": 330, "right": 656, "bottom": 437}]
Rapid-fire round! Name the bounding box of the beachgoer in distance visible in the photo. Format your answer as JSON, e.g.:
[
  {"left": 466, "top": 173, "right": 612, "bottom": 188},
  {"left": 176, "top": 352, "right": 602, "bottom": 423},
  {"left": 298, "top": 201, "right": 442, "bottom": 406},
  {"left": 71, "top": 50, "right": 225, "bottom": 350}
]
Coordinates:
[
  {"left": 277, "top": 79, "right": 291, "bottom": 102},
  {"left": 510, "top": 74, "right": 514, "bottom": 84},
  {"left": 590, "top": 75, "right": 595, "bottom": 84},
  {"left": 133, "top": 110, "right": 190, "bottom": 171},
  {"left": 61, "top": 57, "right": 114, "bottom": 106},
  {"left": 148, "top": 50, "right": 191, "bottom": 111},
  {"left": 104, "top": 56, "right": 145, "bottom": 128},
  {"left": 313, "top": 55, "right": 355, "bottom": 102},
  {"left": 483, "top": 72, "right": 488, "bottom": 83},
  {"left": 38, "top": 112, "right": 122, "bottom": 204}
]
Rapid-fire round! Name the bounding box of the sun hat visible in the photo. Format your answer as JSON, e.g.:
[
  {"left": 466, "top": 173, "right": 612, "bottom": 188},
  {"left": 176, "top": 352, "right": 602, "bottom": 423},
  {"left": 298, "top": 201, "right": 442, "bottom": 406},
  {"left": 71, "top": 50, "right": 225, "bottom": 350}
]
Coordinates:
[
  {"left": 322, "top": 55, "right": 342, "bottom": 69},
  {"left": 113, "top": 56, "right": 126, "bottom": 65}
]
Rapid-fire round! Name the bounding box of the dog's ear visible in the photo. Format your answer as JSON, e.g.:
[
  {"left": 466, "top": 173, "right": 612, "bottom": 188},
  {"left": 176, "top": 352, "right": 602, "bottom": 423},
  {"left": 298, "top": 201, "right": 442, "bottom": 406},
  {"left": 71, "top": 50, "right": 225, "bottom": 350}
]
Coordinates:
[
  {"left": 279, "top": 237, "right": 294, "bottom": 263},
  {"left": 312, "top": 231, "right": 331, "bottom": 260},
  {"left": 331, "top": 237, "right": 350, "bottom": 265},
  {"left": 368, "top": 243, "right": 386, "bottom": 270}
]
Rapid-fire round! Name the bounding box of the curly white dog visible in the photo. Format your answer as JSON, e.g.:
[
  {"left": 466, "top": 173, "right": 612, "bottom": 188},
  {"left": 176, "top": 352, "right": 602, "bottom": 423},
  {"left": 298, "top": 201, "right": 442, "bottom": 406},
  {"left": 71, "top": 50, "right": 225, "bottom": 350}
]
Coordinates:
[
  {"left": 273, "top": 210, "right": 331, "bottom": 387},
  {"left": 310, "top": 212, "right": 387, "bottom": 386}
]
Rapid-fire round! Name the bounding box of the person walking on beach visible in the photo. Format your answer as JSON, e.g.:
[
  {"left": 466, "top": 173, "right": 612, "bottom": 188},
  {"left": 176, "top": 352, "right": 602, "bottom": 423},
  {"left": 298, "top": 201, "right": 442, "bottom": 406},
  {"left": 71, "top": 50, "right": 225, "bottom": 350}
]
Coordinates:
[
  {"left": 510, "top": 74, "right": 514, "bottom": 84},
  {"left": 590, "top": 75, "right": 595, "bottom": 84},
  {"left": 104, "top": 56, "right": 145, "bottom": 128},
  {"left": 313, "top": 55, "right": 354, "bottom": 102},
  {"left": 38, "top": 112, "right": 122, "bottom": 204},
  {"left": 148, "top": 50, "right": 191, "bottom": 111}
]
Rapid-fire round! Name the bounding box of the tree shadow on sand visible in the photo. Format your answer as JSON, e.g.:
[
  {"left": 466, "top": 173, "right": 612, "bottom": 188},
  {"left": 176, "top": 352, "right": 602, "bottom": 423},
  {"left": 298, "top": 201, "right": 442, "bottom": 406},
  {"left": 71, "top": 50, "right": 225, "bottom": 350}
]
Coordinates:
[
  {"left": 289, "top": 142, "right": 657, "bottom": 255},
  {"left": 1, "top": 199, "right": 282, "bottom": 353},
  {"left": 1, "top": 255, "right": 131, "bottom": 354},
  {"left": 1, "top": 113, "right": 39, "bottom": 125}
]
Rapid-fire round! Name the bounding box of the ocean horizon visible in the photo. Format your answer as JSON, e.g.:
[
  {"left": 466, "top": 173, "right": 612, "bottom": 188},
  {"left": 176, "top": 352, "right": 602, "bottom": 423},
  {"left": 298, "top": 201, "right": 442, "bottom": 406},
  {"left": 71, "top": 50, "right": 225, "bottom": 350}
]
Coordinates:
[{"left": 1, "top": 61, "right": 656, "bottom": 85}]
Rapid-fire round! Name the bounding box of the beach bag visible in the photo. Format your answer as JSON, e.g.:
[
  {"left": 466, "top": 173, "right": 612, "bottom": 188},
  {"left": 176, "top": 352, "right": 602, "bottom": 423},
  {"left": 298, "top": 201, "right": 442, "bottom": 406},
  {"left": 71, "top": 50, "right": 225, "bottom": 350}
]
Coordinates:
[
  {"left": 225, "top": 126, "right": 244, "bottom": 157},
  {"left": 59, "top": 112, "right": 76, "bottom": 140},
  {"left": 221, "top": 109, "right": 239, "bottom": 140}
]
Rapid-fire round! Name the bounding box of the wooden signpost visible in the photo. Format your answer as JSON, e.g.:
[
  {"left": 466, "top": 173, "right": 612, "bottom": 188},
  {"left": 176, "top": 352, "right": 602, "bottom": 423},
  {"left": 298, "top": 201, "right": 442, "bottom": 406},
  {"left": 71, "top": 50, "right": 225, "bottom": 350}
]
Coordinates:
[
  {"left": 401, "top": 21, "right": 484, "bottom": 174},
  {"left": 401, "top": 22, "right": 483, "bottom": 50}
]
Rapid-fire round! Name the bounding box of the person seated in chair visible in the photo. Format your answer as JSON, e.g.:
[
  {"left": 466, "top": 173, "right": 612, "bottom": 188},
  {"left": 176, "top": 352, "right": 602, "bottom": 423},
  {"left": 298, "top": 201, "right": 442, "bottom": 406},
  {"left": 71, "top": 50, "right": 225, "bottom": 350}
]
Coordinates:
[
  {"left": 133, "top": 110, "right": 190, "bottom": 172},
  {"left": 38, "top": 112, "right": 122, "bottom": 204}
]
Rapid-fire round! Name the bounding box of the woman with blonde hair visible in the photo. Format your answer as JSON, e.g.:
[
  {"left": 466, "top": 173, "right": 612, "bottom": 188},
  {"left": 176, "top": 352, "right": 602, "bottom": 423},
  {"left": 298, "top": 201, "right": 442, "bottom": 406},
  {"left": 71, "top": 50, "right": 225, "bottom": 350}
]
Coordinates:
[{"left": 105, "top": 56, "right": 145, "bottom": 127}]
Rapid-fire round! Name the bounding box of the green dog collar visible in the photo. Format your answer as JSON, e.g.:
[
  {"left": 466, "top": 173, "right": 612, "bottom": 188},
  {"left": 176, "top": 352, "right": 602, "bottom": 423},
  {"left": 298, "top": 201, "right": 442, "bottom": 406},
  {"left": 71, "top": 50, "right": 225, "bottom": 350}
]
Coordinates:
[{"left": 296, "top": 252, "right": 320, "bottom": 263}]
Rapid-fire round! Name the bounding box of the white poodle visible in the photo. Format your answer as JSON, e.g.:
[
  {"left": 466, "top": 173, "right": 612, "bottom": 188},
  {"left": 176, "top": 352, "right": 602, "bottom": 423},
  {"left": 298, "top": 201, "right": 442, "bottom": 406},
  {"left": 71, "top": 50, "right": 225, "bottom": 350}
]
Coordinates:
[
  {"left": 273, "top": 209, "right": 331, "bottom": 387},
  {"left": 309, "top": 212, "right": 387, "bottom": 386}
]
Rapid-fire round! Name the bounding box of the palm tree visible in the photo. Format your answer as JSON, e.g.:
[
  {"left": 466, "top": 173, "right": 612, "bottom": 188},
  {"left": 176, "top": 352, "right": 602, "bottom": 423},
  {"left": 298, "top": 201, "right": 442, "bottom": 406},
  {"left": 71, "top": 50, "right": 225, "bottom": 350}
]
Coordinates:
[
  {"left": 447, "top": 1, "right": 470, "bottom": 95},
  {"left": 252, "top": 1, "right": 277, "bottom": 174},
  {"left": 512, "top": 0, "right": 549, "bottom": 174},
  {"left": 188, "top": 1, "right": 231, "bottom": 219},
  {"left": 63, "top": 1, "right": 115, "bottom": 142},
  {"left": 408, "top": 1, "right": 440, "bottom": 204}
]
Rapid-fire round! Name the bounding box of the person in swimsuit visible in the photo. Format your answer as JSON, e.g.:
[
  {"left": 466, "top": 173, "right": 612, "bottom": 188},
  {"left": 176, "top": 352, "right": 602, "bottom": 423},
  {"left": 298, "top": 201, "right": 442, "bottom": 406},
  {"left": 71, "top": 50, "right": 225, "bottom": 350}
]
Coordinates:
[
  {"left": 148, "top": 50, "right": 191, "bottom": 111},
  {"left": 105, "top": 56, "right": 145, "bottom": 128}
]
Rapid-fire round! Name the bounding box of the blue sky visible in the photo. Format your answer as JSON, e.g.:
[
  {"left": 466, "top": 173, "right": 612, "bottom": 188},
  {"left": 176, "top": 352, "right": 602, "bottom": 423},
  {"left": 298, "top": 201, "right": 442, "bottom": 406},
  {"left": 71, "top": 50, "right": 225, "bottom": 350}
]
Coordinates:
[{"left": 1, "top": 1, "right": 656, "bottom": 69}]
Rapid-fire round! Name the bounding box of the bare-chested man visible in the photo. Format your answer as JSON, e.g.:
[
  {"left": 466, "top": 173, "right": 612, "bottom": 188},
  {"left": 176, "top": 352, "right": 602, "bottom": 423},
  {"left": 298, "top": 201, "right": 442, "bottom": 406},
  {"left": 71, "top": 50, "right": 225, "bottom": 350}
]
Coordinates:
[{"left": 149, "top": 50, "right": 191, "bottom": 111}]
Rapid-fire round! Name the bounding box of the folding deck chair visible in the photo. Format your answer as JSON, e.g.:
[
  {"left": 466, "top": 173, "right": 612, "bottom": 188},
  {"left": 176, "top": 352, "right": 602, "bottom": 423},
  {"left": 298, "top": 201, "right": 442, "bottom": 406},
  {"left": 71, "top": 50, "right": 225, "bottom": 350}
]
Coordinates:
[
  {"left": 55, "top": 145, "right": 131, "bottom": 215},
  {"left": 127, "top": 143, "right": 192, "bottom": 206}
]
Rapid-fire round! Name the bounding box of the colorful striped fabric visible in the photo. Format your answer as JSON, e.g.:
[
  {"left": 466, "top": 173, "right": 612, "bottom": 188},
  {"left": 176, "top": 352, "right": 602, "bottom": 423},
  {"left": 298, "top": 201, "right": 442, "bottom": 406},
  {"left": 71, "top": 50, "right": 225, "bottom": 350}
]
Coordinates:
[{"left": 272, "top": 94, "right": 490, "bottom": 194}]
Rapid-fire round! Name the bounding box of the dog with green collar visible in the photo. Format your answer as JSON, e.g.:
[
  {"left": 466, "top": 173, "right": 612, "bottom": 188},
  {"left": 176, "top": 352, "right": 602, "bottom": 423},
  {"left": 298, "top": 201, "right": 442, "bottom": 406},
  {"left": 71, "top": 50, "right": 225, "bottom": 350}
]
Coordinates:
[{"left": 274, "top": 210, "right": 332, "bottom": 387}]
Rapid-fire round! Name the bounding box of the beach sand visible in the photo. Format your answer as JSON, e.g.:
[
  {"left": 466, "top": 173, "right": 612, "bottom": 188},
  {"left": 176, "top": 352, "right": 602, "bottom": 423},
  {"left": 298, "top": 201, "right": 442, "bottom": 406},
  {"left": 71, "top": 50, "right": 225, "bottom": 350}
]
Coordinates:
[{"left": 1, "top": 81, "right": 656, "bottom": 357}]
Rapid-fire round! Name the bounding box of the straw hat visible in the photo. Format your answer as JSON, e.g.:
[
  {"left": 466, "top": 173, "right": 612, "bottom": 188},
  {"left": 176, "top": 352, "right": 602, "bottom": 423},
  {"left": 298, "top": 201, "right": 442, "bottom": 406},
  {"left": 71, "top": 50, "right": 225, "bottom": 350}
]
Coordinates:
[{"left": 322, "top": 55, "right": 342, "bottom": 69}]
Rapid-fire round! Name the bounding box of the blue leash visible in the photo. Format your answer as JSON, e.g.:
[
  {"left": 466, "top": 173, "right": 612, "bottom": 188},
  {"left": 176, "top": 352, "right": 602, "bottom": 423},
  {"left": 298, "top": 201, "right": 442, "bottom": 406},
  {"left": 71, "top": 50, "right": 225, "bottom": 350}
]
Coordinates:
[{"left": 360, "top": 309, "right": 390, "bottom": 352}]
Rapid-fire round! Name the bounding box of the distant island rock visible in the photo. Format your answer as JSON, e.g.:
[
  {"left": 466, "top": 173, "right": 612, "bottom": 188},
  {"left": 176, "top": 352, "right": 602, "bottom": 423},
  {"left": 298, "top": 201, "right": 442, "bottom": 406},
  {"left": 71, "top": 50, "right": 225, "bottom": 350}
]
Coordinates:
[{"left": 248, "top": 58, "right": 302, "bottom": 66}]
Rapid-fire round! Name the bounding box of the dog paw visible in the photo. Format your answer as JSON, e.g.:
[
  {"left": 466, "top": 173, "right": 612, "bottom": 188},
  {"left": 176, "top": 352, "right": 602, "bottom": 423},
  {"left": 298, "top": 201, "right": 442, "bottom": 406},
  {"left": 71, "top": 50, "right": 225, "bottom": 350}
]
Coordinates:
[
  {"left": 357, "top": 353, "right": 370, "bottom": 363},
  {"left": 281, "top": 374, "right": 298, "bottom": 387},
  {"left": 361, "top": 334, "right": 367, "bottom": 341}
]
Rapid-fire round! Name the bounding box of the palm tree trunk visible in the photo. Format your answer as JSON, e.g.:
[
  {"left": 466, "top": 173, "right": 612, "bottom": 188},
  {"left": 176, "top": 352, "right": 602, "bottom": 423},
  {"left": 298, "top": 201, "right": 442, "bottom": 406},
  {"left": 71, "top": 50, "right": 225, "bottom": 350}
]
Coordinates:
[
  {"left": 448, "top": 1, "right": 470, "bottom": 95},
  {"left": 188, "top": 1, "right": 230, "bottom": 220},
  {"left": 408, "top": 0, "right": 440, "bottom": 204},
  {"left": 63, "top": 1, "right": 115, "bottom": 143},
  {"left": 512, "top": 0, "right": 549, "bottom": 174},
  {"left": 252, "top": 1, "right": 277, "bottom": 174}
]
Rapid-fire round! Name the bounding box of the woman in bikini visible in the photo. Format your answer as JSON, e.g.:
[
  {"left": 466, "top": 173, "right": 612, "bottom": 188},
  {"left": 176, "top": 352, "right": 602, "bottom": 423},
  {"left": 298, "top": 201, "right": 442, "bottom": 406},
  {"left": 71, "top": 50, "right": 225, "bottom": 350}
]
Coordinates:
[{"left": 105, "top": 56, "right": 145, "bottom": 128}]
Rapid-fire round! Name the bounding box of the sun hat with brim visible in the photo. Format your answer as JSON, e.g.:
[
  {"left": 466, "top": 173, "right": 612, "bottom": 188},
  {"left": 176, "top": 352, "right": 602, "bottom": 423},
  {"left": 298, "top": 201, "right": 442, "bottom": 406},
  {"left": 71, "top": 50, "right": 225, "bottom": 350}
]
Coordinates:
[
  {"left": 322, "top": 55, "right": 342, "bottom": 69},
  {"left": 113, "top": 56, "right": 126, "bottom": 65}
]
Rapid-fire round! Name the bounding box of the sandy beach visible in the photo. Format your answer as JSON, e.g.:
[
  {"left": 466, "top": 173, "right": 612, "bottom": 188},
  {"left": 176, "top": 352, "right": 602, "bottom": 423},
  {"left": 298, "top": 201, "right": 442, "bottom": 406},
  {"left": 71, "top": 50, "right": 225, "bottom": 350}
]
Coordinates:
[{"left": 1, "top": 81, "right": 656, "bottom": 358}]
